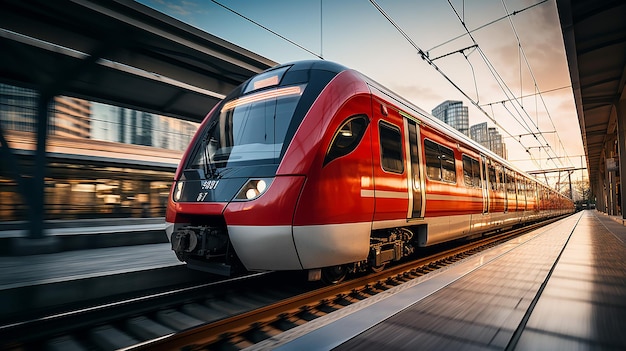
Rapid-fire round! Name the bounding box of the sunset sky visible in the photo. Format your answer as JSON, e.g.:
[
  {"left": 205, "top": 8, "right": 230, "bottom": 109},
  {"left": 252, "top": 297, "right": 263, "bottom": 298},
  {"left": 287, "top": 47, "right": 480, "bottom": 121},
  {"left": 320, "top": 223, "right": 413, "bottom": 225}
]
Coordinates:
[{"left": 138, "top": 0, "right": 586, "bottom": 189}]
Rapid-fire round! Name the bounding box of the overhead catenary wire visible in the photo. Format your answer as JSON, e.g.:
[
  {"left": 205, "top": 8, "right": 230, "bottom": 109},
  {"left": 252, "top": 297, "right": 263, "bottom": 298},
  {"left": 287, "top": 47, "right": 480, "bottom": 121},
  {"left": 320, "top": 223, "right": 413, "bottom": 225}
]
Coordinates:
[
  {"left": 444, "top": 0, "right": 541, "bottom": 148},
  {"left": 451, "top": 0, "right": 576, "bottom": 187},
  {"left": 210, "top": 0, "right": 323, "bottom": 59},
  {"left": 500, "top": 0, "right": 575, "bottom": 170},
  {"left": 444, "top": 0, "right": 571, "bottom": 173},
  {"left": 480, "top": 86, "right": 571, "bottom": 106},
  {"left": 426, "top": 0, "right": 548, "bottom": 53},
  {"left": 447, "top": 0, "right": 571, "bottom": 172},
  {"left": 369, "top": 0, "right": 544, "bottom": 170}
]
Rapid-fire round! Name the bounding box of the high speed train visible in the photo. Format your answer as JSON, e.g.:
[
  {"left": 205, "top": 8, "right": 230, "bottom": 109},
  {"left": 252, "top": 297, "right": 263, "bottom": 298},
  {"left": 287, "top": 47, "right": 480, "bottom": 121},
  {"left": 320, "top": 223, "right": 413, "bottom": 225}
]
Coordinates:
[{"left": 165, "top": 60, "right": 573, "bottom": 283}]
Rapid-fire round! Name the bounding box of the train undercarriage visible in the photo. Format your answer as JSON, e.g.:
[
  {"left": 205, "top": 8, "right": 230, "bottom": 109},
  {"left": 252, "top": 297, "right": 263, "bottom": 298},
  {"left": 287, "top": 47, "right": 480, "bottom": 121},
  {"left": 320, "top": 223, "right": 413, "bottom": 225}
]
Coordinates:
[
  {"left": 170, "top": 224, "right": 420, "bottom": 284},
  {"left": 313, "top": 227, "right": 417, "bottom": 284}
]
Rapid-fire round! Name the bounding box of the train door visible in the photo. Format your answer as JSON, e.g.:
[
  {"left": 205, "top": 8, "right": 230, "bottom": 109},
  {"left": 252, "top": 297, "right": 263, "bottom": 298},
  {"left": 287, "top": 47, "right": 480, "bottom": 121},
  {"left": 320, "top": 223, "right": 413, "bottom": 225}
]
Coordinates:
[
  {"left": 500, "top": 165, "right": 508, "bottom": 212},
  {"left": 405, "top": 118, "right": 423, "bottom": 218},
  {"left": 371, "top": 103, "right": 409, "bottom": 223},
  {"left": 480, "top": 155, "right": 489, "bottom": 213}
]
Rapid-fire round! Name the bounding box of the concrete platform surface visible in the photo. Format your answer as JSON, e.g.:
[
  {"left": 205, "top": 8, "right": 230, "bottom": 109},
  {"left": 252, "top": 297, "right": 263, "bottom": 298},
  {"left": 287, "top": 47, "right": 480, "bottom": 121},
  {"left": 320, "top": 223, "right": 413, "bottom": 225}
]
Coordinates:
[{"left": 251, "top": 211, "right": 626, "bottom": 351}]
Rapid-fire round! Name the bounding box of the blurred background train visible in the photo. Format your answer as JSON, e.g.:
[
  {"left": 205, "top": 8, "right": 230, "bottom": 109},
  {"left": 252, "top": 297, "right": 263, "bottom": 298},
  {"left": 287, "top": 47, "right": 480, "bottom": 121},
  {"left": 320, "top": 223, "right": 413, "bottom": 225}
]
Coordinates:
[{"left": 164, "top": 60, "right": 574, "bottom": 283}]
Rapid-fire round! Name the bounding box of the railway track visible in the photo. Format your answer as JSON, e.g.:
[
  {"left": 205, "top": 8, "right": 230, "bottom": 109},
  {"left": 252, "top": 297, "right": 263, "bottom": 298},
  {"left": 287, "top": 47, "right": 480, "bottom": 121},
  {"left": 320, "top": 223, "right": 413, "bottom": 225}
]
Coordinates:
[{"left": 0, "top": 217, "right": 565, "bottom": 351}]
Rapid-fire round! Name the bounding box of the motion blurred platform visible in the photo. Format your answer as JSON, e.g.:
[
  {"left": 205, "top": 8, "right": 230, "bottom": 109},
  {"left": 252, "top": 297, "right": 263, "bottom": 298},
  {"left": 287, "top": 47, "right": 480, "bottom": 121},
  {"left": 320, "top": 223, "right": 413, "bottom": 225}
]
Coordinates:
[
  {"left": 0, "top": 218, "right": 206, "bottom": 321},
  {"left": 0, "top": 217, "right": 168, "bottom": 255},
  {"left": 253, "top": 210, "right": 626, "bottom": 350}
]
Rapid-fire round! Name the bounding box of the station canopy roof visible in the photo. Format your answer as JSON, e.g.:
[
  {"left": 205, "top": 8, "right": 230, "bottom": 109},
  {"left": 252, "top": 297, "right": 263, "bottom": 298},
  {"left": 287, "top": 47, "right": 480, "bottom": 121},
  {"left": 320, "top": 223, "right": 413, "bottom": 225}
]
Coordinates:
[
  {"left": 0, "top": 0, "right": 277, "bottom": 123},
  {"left": 557, "top": 0, "right": 626, "bottom": 188}
]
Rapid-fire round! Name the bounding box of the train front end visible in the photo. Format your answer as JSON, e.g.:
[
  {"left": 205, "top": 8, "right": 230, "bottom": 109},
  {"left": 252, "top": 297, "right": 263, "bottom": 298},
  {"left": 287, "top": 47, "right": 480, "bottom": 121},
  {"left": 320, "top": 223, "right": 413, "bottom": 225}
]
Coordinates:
[{"left": 165, "top": 61, "right": 342, "bottom": 276}]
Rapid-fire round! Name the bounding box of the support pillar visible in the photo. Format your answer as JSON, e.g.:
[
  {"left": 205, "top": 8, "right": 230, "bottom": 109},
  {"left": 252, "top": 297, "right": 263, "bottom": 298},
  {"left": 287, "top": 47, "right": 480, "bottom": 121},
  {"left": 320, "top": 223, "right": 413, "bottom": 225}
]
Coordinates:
[
  {"left": 30, "top": 93, "right": 51, "bottom": 239},
  {"left": 11, "top": 92, "right": 59, "bottom": 254},
  {"left": 616, "top": 99, "right": 626, "bottom": 219}
]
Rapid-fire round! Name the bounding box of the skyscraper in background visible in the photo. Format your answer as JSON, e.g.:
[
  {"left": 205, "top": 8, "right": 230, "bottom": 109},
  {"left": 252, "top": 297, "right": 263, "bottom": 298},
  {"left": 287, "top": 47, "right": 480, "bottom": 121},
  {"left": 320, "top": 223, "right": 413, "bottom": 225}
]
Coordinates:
[
  {"left": 0, "top": 83, "right": 91, "bottom": 138},
  {"left": 89, "top": 102, "right": 198, "bottom": 151},
  {"left": 488, "top": 126, "right": 507, "bottom": 159},
  {"left": 470, "top": 122, "right": 507, "bottom": 159},
  {"left": 0, "top": 83, "right": 48, "bottom": 134},
  {"left": 431, "top": 100, "right": 470, "bottom": 136},
  {"left": 470, "top": 122, "right": 489, "bottom": 147},
  {"left": 52, "top": 96, "right": 91, "bottom": 138}
]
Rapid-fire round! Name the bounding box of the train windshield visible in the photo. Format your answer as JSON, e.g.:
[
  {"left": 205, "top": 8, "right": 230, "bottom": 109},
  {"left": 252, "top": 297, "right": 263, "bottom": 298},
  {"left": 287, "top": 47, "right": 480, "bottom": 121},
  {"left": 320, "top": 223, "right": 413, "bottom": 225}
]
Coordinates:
[{"left": 189, "top": 84, "right": 306, "bottom": 172}]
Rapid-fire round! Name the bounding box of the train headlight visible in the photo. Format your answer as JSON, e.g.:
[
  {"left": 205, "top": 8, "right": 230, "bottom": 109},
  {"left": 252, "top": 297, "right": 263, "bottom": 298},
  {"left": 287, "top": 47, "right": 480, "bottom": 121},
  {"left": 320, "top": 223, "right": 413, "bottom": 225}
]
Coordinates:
[
  {"left": 173, "top": 181, "right": 184, "bottom": 202},
  {"left": 235, "top": 178, "right": 273, "bottom": 201}
]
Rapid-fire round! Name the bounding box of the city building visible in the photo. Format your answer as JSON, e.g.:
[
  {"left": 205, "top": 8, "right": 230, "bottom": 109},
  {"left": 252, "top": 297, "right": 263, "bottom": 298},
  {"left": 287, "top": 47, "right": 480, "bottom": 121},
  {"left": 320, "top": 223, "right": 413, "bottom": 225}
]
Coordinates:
[
  {"left": 0, "top": 83, "right": 43, "bottom": 133},
  {"left": 0, "top": 83, "right": 92, "bottom": 138},
  {"left": 52, "top": 96, "right": 91, "bottom": 138},
  {"left": 431, "top": 100, "right": 470, "bottom": 136},
  {"left": 90, "top": 102, "right": 197, "bottom": 151},
  {"left": 469, "top": 122, "right": 507, "bottom": 159},
  {"left": 488, "top": 126, "right": 507, "bottom": 159},
  {"left": 0, "top": 83, "right": 199, "bottom": 220},
  {"left": 1, "top": 83, "right": 197, "bottom": 151}
]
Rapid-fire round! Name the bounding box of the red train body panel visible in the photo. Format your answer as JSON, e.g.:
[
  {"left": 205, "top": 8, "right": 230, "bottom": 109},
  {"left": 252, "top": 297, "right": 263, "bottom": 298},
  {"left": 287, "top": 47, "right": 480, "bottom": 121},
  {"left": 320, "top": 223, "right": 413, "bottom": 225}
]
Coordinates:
[{"left": 165, "top": 60, "right": 574, "bottom": 282}]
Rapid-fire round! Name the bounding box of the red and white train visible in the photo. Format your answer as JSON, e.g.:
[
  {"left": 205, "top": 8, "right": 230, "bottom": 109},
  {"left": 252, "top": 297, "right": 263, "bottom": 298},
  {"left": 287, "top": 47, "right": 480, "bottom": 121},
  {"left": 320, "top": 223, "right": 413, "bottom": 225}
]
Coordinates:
[{"left": 165, "top": 60, "right": 573, "bottom": 283}]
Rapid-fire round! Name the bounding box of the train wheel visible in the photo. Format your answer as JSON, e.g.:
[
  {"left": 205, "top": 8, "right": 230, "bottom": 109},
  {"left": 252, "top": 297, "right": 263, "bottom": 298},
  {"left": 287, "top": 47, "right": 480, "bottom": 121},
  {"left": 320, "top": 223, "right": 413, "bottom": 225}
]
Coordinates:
[
  {"left": 321, "top": 265, "right": 348, "bottom": 284},
  {"left": 370, "top": 263, "right": 386, "bottom": 273}
]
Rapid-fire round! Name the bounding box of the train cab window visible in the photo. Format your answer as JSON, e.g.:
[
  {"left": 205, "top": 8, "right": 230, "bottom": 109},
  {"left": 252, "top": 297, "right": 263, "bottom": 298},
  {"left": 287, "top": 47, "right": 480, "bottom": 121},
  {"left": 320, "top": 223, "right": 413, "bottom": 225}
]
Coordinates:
[
  {"left": 462, "top": 155, "right": 481, "bottom": 187},
  {"left": 425, "top": 139, "right": 456, "bottom": 183},
  {"left": 324, "top": 115, "right": 369, "bottom": 166},
  {"left": 379, "top": 122, "right": 404, "bottom": 173}
]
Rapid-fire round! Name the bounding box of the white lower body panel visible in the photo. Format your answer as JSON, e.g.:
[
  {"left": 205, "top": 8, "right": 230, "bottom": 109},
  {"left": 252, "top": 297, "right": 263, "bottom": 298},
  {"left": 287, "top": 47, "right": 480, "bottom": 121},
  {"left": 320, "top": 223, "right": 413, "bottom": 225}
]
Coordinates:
[
  {"left": 228, "top": 222, "right": 371, "bottom": 272},
  {"left": 228, "top": 225, "right": 302, "bottom": 271},
  {"left": 293, "top": 222, "right": 371, "bottom": 269}
]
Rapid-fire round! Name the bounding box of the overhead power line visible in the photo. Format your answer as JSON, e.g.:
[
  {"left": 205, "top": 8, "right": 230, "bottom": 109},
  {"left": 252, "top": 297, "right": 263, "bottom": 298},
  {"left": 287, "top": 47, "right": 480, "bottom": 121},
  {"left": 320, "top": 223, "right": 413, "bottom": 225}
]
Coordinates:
[
  {"left": 480, "top": 86, "right": 571, "bottom": 106},
  {"left": 369, "top": 0, "right": 544, "bottom": 170},
  {"left": 426, "top": 0, "right": 549, "bottom": 53},
  {"left": 445, "top": 0, "right": 572, "bottom": 172},
  {"left": 499, "top": 0, "right": 575, "bottom": 170},
  {"left": 210, "top": 0, "right": 322, "bottom": 59}
]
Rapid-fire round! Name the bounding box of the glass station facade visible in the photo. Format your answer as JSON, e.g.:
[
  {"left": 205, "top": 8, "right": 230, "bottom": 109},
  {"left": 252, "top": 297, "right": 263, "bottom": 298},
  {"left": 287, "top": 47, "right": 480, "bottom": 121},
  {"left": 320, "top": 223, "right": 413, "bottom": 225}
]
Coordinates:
[{"left": 0, "top": 83, "right": 199, "bottom": 221}]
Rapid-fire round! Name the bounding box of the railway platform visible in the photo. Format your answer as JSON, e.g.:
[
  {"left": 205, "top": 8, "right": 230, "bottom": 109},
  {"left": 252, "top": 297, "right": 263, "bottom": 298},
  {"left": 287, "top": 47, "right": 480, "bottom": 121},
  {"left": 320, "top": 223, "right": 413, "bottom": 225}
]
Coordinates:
[
  {"left": 0, "top": 219, "right": 201, "bottom": 321},
  {"left": 0, "top": 217, "right": 168, "bottom": 255},
  {"left": 252, "top": 210, "right": 626, "bottom": 350}
]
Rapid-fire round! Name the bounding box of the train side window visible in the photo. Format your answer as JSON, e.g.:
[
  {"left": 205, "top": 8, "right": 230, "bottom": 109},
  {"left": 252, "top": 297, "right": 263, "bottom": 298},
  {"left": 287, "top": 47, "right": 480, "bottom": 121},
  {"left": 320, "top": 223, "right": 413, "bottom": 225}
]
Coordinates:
[
  {"left": 324, "top": 115, "right": 369, "bottom": 166},
  {"left": 440, "top": 145, "right": 456, "bottom": 183},
  {"left": 506, "top": 170, "right": 516, "bottom": 195},
  {"left": 462, "top": 156, "right": 473, "bottom": 185},
  {"left": 424, "top": 139, "right": 456, "bottom": 183},
  {"left": 471, "top": 157, "right": 481, "bottom": 187},
  {"left": 501, "top": 167, "right": 508, "bottom": 192},
  {"left": 379, "top": 122, "right": 404, "bottom": 173},
  {"left": 425, "top": 139, "right": 442, "bottom": 180},
  {"left": 462, "top": 155, "right": 480, "bottom": 187},
  {"left": 526, "top": 181, "right": 531, "bottom": 197},
  {"left": 510, "top": 176, "right": 516, "bottom": 195},
  {"left": 488, "top": 161, "right": 497, "bottom": 190}
]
